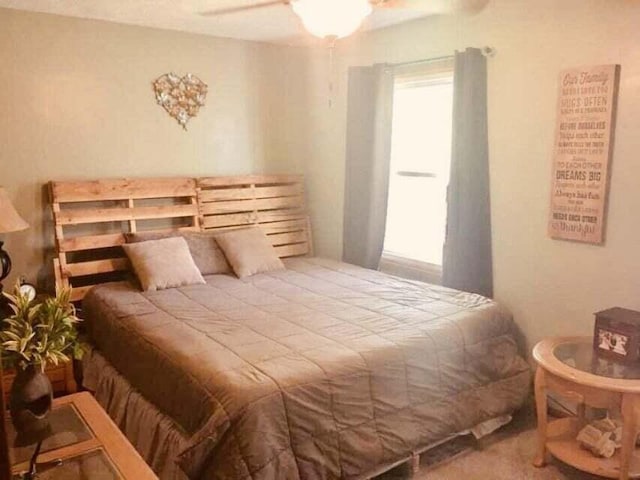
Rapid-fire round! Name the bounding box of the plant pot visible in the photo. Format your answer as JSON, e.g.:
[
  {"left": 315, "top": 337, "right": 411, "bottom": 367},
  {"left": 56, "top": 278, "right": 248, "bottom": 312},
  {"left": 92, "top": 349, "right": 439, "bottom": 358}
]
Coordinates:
[{"left": 9, "top": 364, "right": 53, "bottom": 447}]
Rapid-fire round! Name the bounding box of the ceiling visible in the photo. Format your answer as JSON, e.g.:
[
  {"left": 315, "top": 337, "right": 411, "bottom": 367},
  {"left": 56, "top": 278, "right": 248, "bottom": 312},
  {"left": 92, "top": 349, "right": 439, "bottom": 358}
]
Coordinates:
[{"left": 0, "top": 0, "right": 483, "bottom": 45}]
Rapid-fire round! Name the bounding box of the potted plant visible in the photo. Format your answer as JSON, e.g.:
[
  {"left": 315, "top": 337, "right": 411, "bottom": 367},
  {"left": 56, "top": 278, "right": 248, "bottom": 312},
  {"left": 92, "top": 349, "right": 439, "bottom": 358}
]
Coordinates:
[{"left": 0, "top": 283, "right": 82, "bottom": 446}]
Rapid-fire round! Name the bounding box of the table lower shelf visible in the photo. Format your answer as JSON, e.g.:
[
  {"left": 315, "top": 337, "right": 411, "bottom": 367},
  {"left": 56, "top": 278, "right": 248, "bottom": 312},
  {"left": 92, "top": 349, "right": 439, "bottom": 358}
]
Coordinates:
[{"left": 547, "top": 417, "right": 640, "bottom": 479}]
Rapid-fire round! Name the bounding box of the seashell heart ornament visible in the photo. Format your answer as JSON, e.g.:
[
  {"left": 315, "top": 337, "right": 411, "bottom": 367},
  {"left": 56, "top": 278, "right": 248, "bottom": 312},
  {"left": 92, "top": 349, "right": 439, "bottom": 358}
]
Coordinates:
[{"left": 153, "top": 73, "right": 208, "bottom": 130}]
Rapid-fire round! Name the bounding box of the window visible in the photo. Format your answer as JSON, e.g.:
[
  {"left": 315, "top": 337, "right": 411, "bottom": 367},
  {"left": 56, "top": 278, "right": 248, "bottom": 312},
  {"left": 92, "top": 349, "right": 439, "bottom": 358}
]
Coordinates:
[{"left": 382, "top": 63, "right": 454, "bottom": 280}]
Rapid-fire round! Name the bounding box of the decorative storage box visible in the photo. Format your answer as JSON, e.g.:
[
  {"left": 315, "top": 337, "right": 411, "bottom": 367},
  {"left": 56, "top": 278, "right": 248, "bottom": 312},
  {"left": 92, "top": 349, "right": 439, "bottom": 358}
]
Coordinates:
[{"left": 594, "top": 307, "right": 640, "bottom": 363}]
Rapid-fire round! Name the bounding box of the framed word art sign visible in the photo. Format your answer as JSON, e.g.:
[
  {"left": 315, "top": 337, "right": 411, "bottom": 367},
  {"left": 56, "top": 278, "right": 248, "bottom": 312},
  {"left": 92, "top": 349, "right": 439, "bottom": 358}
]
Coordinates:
[{"left": 548, "top": 64, "right": 620, "bottom": 244}]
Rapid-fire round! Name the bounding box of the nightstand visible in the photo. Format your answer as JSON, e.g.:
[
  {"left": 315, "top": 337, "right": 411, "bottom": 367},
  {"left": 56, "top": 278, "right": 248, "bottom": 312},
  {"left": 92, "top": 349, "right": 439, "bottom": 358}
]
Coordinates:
[
  {"left": 533, "top": 336, "right": 640, "bottom": 480},
  {"left": 2, "top": 362, "right": 77, "bottom": 404}
]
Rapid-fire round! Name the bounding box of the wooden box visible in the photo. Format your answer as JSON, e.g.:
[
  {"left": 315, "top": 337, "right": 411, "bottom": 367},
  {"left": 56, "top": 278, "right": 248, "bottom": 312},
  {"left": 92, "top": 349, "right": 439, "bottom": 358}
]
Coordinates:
[{"left": 593, "top": 307, "right": 640, "bottom": 363}]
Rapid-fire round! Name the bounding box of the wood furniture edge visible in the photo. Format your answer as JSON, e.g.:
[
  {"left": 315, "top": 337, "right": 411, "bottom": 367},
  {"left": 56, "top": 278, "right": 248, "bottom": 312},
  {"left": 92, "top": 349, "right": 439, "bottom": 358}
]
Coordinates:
[
  {"left": 71, "top": 392, "right": 157, "bottom": 479},
  {"left": 0, "top": 361, "right": 10, "bottom": 480},
  {"left": 533, "top": 336, "right": 640, "bottom": 393},
  {"left": 10, "top": 392, "right": 156, "bottom": 479}
]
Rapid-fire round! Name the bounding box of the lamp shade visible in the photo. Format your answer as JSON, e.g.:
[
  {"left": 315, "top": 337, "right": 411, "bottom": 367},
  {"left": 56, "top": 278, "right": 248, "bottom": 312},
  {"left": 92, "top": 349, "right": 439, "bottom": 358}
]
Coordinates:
[
  {"left": 291, "top": 0, "right": 373, "bottom": 39},
  {"left": 0, "top": 188, "right": 28, "bottom": 234}
]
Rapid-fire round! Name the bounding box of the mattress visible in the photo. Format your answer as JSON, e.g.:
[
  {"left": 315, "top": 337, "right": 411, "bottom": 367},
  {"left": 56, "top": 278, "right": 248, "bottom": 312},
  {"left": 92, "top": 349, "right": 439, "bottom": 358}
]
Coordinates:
[{"left": 82, "top": 257, "right": 531, "bottom": 479}]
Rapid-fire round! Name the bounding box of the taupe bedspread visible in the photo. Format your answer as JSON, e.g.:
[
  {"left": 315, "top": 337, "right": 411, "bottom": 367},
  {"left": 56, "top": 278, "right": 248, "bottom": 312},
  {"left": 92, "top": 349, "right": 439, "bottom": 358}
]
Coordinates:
[{"left": 83, "top": 257, "right": 530, "bottom": 480}]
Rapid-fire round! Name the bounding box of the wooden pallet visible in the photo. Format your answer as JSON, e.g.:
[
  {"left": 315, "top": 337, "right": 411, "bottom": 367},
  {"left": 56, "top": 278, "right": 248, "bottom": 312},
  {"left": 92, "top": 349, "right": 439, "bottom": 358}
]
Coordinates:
[
  {"left": 50, "top": 175, "right": 311, "bottom": 301},
  {"left": 197, "top": 174, "right": 312, "bottom": 259}
]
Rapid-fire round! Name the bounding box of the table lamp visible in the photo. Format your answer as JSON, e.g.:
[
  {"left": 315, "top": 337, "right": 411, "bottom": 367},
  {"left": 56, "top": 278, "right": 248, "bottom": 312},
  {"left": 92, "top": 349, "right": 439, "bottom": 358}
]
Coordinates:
[{"left": 0, "top": 187, "right": 28, "bottom": 297}]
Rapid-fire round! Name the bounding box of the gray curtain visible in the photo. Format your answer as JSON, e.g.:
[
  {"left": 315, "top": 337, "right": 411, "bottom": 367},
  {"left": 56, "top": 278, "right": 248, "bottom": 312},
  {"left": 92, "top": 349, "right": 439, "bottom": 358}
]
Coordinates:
[
  {"left": 343, "top": 64, "right": 395, "bottom": 269},
  {"left": 442, "top": 48, "right": 493, "bottom": 298}
]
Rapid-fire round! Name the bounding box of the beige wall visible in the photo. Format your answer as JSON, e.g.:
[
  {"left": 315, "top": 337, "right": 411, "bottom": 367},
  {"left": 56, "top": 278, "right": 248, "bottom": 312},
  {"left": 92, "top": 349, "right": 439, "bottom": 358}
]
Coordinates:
[
  {"left": 294, "top": 0, "right": 640, "bottom": 349},
  {"left": 0, "top": 8, "right": 304, "bottom": 290},
  {"left": 3, "top": 1, "right": 640, "bottom": 351}
]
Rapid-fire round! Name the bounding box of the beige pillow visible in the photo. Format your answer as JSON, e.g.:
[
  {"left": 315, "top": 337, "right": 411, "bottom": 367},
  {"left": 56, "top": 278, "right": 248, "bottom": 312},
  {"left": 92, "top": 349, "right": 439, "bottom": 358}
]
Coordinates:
[
  {"left": 125, "top": 231, "right": 231, "bottom": 275},
  {"left": 122, "top": 237, "right": 206, "bottom": 291},
  {"left": 214, "top": 227, "right": 285, "bottom": 279},
  {"left": 182, "top": 232, "right": 232, "bottom": 275}
]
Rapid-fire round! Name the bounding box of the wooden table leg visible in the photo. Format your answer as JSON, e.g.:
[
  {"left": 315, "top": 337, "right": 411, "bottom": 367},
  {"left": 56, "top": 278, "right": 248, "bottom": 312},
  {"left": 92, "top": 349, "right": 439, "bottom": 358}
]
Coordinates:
[
  {"left": 533, "top": 366, "right": 548, "bottom": 468},
  {"left": 619, "top": 394, "right": 638, "bottom": 480},
  {"left": 0, "top": 361, "right": 11, "bottom": 480},
  {"left": 411, "top": 452, "right": 420, "bottom": 476},
  {"left": 64, "top": 361, "right": 77, "bottom": 394},
  {"left": 577, "top": 400, "right": 586, "bottom": 428}
]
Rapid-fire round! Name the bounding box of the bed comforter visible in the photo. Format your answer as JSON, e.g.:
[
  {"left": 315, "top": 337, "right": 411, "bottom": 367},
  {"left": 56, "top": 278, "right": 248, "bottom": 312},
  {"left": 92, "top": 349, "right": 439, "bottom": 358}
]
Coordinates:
[{"left": 82, "top": 257, "right": 530, "bottom": 479}]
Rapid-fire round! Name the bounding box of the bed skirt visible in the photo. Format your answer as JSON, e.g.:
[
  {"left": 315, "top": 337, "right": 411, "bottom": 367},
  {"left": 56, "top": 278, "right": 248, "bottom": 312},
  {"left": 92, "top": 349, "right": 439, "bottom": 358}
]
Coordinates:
[
  {"left": 82, "top": 348, "right": 190, "bottom": 480},
  {"left": 82, "top": 347, "right": 530, "bottom": 480}
]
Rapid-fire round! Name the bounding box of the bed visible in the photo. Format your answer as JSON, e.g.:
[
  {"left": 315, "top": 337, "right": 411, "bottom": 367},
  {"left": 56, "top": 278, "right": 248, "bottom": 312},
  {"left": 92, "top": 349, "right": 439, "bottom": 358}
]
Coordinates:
[{"left": 49, "top": 175, "right": 531, "bottom": 480}]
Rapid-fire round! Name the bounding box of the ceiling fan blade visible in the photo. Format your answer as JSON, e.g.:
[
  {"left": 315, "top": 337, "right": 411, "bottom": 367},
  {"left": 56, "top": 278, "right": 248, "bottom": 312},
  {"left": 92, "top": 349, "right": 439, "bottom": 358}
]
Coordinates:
[
  {"left": 373, "top": 0, "right": 488, "bottom": 13},
  {"left": 371, "top": 0, "right": 427, "bottom": 9},
  {"left": 200, "top": 0, "right": 288, "bottom": 17}
]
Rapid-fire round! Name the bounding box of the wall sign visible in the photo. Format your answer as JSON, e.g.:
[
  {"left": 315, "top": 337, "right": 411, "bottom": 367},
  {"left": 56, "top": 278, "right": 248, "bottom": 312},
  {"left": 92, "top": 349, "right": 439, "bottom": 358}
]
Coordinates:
[{"left": 548, "top": 64, "right": 620, "bottom": 244}]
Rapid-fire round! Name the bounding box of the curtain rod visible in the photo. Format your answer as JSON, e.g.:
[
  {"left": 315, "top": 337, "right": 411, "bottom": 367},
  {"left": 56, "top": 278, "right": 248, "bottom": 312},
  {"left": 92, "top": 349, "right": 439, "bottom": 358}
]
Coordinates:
[{"left": 389, "top": 47, "right": 495, "bottom": 68}]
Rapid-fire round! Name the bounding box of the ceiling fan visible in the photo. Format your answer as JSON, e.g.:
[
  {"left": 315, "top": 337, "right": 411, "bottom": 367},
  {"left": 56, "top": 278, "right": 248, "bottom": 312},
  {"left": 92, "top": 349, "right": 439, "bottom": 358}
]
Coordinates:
[
  {"left": 199, "top": 0, "right": 478, "bottom": 40},
  {"left": 200, "top": 0, "right": 436, "bottom": 17}
]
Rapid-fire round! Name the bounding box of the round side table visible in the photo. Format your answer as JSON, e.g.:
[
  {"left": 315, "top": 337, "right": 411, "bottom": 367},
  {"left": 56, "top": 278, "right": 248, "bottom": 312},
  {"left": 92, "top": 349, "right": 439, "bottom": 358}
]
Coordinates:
[{"left": 533, "top": 336, "right": 640, "bottom": 480}]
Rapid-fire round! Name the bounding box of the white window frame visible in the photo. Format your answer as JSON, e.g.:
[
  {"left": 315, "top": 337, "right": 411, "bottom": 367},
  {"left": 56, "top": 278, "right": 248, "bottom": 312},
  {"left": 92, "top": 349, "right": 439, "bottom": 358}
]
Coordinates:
[{"left": 380, "top": 59, "right": 454, "bottom": 285}]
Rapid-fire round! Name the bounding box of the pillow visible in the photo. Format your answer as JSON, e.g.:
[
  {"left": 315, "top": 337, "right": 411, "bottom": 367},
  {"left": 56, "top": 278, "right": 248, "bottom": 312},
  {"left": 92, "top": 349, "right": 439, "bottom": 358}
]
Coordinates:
[
  {"left": 214, "top": 227, "right": 285, "bottom": 279},
  {"left": 182, "top": 232, "right": 232, "bottom": 275},
  {"left": 125, "top": 231, "right": 231, "bottom": 275},
  {"left": 122, "top": 237, "right": 206, "bottom": 291}
]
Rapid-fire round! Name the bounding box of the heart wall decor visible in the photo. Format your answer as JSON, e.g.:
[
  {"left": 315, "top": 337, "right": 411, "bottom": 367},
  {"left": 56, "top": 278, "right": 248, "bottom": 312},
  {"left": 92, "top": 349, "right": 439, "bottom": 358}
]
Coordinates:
[{"left": 153, "top": 73, "right": 208, "bottom": 130}]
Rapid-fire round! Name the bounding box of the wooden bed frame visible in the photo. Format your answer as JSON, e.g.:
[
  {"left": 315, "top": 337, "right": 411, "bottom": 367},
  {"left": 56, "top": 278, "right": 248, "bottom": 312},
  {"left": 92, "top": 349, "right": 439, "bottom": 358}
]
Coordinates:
[
  {"left": 50, "top": 174, "right": 312, "bottom": 302},
  {"left": 49, "top": 174, "right": 516, "bottom": 479}
]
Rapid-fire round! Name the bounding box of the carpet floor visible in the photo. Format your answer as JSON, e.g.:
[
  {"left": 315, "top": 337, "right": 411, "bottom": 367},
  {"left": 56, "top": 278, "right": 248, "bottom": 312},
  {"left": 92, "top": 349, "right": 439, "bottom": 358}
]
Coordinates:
[{"left": 377, "top": 403, "right": 603, "bottom": 479}]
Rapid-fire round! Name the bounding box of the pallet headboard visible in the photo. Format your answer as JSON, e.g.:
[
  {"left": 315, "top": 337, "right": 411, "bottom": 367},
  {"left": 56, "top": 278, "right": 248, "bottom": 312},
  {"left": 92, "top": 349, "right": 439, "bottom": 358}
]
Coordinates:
[
  {"left": 50, "top": 174, "right": 312, "bottom": 301},
  {"left": 197, "top": 175, "right": 311, "bottom": 258}
]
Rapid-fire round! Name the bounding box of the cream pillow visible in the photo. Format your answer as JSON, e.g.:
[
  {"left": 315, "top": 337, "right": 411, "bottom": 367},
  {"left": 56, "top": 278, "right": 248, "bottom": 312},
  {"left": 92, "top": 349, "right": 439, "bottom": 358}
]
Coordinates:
[
  {"left": 124, "top": 231, "right": 231, "bottom": 275},
  {"left": 122, "top": 237, "right": 206, "bottom": 291},
  {"left": 214, "top": 227, "right": 285, "bottom": 279}
]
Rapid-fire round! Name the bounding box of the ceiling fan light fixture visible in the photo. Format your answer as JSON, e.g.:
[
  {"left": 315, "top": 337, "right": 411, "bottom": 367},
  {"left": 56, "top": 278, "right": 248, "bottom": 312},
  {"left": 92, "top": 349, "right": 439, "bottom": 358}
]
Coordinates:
[{"left": 291, "top": 0, "right": 373, "bottom": 39}]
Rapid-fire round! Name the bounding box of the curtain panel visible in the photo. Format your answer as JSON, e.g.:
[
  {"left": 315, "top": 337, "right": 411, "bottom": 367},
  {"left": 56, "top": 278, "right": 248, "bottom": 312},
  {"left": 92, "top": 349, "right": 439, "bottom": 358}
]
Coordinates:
[
  {"left": 442, "top": 47, "right": 494, "bottom": 298},
  {"left": 342, "top": 64, "right": 395, "bottom": 269}
]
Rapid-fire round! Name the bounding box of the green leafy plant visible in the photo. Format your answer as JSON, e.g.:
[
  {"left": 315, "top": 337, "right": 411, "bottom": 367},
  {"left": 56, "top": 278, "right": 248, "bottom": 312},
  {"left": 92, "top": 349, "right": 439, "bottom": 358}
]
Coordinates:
[{"left": 0, "top": 283, "right": 84, "bottom": 371}]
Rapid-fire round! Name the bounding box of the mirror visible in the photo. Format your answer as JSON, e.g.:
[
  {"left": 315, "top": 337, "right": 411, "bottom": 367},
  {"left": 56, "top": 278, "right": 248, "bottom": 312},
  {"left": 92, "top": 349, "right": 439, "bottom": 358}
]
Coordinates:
[{"left": 0, "top": 363, "right": 11, "bottom": 480}]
